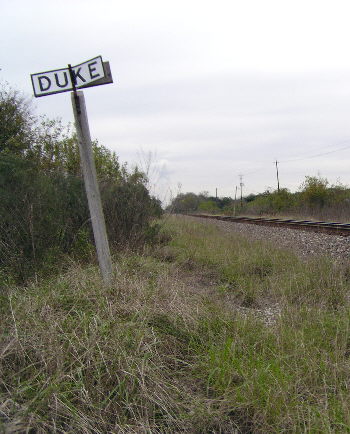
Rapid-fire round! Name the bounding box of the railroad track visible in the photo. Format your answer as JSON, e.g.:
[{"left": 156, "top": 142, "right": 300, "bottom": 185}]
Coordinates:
[{"left": 188, "top": 214, "right": 350, "bottom": 237}]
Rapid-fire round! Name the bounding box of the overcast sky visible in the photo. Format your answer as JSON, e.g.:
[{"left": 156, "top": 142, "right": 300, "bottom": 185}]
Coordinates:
[{"left": 3, "top": 0, "right": 350, "bottom": 202}]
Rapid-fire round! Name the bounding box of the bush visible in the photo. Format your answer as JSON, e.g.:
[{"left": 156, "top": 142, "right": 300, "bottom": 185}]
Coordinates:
[
  {"left": 0, "top": 83, "right": 163, "bottom": 283},
  {"left": 198, "top": 200, "right": 220, "bottom": 213},
  {"left": 102, "top": 172, "right": 163, "bottom": 247},
  {"left": 0, "top": 154, "right": 89, "bottom": 282},
  {"left": 244, "top": 189, "right": 294, "bottom": 215},
  {"left": 299, "top": 175, "right": 330, "bottom": 208}
]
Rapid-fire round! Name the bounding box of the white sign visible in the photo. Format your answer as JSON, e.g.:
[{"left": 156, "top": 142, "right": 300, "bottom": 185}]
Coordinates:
[{"left": 31, "top": 56, "right": 105, "bottom": 97}]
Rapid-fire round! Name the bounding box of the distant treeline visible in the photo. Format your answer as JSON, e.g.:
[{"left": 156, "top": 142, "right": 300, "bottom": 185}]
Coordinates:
[
  {"left": 0, "top": 83, "right": 162, "bottom": 283},
  {"left": 168, "top": 177, "right": 350, "bottom": 221}
]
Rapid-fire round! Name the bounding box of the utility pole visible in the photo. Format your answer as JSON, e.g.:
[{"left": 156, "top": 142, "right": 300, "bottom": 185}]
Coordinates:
[
  {"left": 215, "top": 188, "right": 218, "bottom": 200},
  {"left": 239, "top": 174, "right": 244, "bottom": 207},
  {"left": 233, "top": 185, "right": 238, "bottom": 216},
  {"left": 275, "top": 160, "right": 280, "bottom": 193}
]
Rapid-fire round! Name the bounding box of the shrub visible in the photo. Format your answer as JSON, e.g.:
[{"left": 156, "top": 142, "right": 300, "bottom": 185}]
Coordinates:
[
  {"left": 299, "top": 175, "right": 330, "bottom": 208},
  {"left": 0, "top": 83, "right": 162, "bottom": 283},
  {"left": 0, "top": 154, "right": 88, "bottom": 282},
  {"left": 198, "top": 200, "right": 220, "bottom": 213}
]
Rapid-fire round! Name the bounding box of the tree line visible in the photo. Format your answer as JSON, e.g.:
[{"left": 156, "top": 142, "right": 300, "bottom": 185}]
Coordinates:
[{"left": 168, "top": 176, "right": 350, "bottom": 221}]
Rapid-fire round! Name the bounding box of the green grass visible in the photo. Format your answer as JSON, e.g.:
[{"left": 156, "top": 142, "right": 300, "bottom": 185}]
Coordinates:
[
  {"left": 167, "top": 216, "right": 348, "bottom": 309},
  {"left": 1, "top": 216, "right": 350, "bottom": 432}
]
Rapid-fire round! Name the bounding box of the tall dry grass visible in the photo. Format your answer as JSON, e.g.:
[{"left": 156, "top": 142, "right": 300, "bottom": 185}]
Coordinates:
[{"left": 1, "top": 216, "right": 350, "bottom": 432}]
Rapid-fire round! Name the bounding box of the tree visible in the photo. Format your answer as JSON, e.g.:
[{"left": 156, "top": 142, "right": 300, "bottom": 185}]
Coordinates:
[
  {"left": 0, "top": 83, "right": 35, "bottom": 154},
  {"left": 299, "top": 175, "right": 329, "bottom": 208},
  {"left": 167, "top": 193, "right": 201, "bottom": 213},
  {"left": 220, "top": 197, "right": 232, "bottom": 208}
]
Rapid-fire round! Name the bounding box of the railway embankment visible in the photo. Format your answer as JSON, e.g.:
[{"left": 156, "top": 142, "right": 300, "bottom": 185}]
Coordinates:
[{"left": 188, "top": 214, "right": 350, "bottom": 262}]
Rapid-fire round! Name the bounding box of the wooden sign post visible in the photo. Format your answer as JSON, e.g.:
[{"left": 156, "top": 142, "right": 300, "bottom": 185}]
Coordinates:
[
  {"left": 31, "top": 56, "right": 114, "bottom": 284},
  {"left": 71, "top": 90, "right": 113, "bottom": 284}
]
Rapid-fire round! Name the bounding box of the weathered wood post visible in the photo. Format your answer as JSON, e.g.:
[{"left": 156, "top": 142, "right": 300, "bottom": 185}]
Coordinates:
[{"left": 71, "top": 90, "right": 113, "bottom": 285}]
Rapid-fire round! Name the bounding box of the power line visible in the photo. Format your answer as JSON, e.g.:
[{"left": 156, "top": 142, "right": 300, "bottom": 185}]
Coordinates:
[
  {"left": 232, "top": 140, "right": 350, "bottom": 197},
  {"left": 281, "top": 143, "right": 350, "bottom": 163},
  {"left": 241, "top": 141, "right": 350, "bottom": 176},
  {"left": 242, "top": 167, "right": 265, "bottom": 176}
]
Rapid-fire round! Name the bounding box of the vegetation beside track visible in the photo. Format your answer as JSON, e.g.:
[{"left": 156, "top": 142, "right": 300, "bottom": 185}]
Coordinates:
[
  {"left": 2, "top": 216, "right": 350, "bottom": 432},
  {"left": 168, "top": 176, "right": 350, "bottom": 222}
]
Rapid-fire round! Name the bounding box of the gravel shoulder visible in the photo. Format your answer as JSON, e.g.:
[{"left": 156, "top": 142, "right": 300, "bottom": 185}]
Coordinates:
[{"left": 187, "top": 216, "right": 350, "bottom": 262}]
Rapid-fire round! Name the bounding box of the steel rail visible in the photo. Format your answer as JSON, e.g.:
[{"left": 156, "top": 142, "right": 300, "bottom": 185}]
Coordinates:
[{"left": 187, "top": 214, "right": 350, "bottom": 237}]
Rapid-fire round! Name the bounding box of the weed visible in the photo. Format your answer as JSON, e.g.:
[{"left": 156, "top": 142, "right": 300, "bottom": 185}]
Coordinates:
[{"left": 2, "top": 216, "right": 350, "bottom": 432}]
